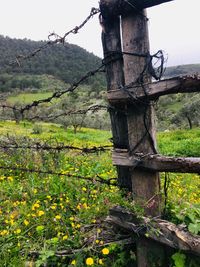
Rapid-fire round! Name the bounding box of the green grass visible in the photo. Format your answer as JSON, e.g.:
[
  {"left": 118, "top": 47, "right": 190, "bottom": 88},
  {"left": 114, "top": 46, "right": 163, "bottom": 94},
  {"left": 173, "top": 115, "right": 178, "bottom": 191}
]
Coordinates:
[
  {"left": 0, "top": 121, "right": 112, "bottom": 147},
  {"left": 0, "top": 121, "right": 199, "bottom": 266},
  {"left": 158, "top": 128, "right": 200, "bottom": 156},
  {"left": 7, "top": 92, "right": 54, "bottom": 105}
]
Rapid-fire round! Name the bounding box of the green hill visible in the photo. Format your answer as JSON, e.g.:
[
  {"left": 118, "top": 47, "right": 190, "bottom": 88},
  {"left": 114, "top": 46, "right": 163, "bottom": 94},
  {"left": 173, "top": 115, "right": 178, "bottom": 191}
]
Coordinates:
[
  {"left": 164, "top": 64, "right": 200, "bottom": 77},
  {"left": 0, "top": 35, "right": 105, "bottom": 87}
]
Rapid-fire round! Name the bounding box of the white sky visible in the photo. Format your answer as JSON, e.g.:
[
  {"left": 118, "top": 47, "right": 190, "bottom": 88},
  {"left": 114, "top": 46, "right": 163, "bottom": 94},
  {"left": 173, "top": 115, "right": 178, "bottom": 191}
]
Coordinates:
[{"left": 0, "top": 0, "right": 200, "bottom": 67}]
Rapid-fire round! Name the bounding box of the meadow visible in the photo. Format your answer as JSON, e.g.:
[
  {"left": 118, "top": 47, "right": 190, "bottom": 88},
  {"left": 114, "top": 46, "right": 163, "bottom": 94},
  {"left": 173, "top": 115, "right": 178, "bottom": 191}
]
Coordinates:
[
  {"left": 7, "top": 92, "right": 54, "bottom": 105},
  {"left": 0, "top": 121, "right": 199, "bottom": 266}
]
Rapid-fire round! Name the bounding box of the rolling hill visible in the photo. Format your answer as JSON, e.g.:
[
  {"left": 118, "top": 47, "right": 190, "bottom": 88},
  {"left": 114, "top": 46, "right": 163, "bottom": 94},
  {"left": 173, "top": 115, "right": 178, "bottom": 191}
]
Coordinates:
[{"left": 0, "top": 35, "right": 104, "bottom": 87}]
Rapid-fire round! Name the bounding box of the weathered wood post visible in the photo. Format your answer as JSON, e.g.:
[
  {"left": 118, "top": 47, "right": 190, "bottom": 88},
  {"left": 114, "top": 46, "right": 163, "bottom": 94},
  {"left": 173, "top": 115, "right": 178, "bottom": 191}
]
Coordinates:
[
  {"left": 100, "top": 0, "right": 174, "bottom": 266},
  {"left": 121, "top": 10, "right": 162, "bottom": 266},
  {"left": 101, "top": 14, "right": 132, "bottom": 190},
  {"left": 121, "top": 9, "right": 161, "bottom": 216}
]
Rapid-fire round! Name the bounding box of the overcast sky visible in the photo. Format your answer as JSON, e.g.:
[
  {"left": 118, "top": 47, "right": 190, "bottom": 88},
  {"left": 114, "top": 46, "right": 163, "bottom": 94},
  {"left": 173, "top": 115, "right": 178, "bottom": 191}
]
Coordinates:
[{"left": 0, "top": 0, "right": 200, "bottom": 67}]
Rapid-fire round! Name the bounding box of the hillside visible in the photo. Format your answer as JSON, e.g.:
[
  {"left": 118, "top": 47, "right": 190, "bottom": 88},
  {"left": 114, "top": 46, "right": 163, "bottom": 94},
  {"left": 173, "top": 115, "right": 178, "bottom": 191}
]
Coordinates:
[
  {"left": 0, "top": 35, "right": 105, "bottom": 87},
  {"left": 0, "top": 35, "right": 200, "bottom": 131},
  {"left": 164, "top": 64, "right": 200, "bottom": 77}
]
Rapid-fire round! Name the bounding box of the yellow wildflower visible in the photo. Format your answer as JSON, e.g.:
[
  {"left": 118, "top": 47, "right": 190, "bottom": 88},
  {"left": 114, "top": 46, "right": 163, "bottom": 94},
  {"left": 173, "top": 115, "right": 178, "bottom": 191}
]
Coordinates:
[
  {"left": 50, "top": 205, "right": 57, "bottom": 210},
  {"left": 63, "top": 234, "right": 68, "bottom": 240},
  {"left": 83, "top": 203, "right": 88, "bottom": 209},
  {"left": 24, "top": 219, "right": 29, "bottom": 226},
  {"left": 86, "top": 257, "right": 94, "bottom": 265},
  {"left": 14, "top": 228, "right": 21, "bottom": 234},
  {"left": 0, "top": 230, "right": 9, "bottom": 236},
  {"left": 60, "top": 204, "right": 64, "bottom": 209},
  {"left": 76, "top": 204, "right": 81, "bottom": 210},
  {"left": 102, "top": 248, "right": 109, "bottom": 255},
  {"left": 55, "top": 215, "right": 61, "bottom": 220},
  {"left": 71, "top": 259, "right": 76, "bottom": 265},
  {"left": 13, "top": 201, "right": 20, "bottom": 207},
  {"left": 7, "top": 176, "right": 13, "bottom": 182},
  {"left": 98, "top": 259, "right": 103, "bottom": 265},
  {"left": 75, "top": 224, "right": 81, "bottom": 229},
  {"left": 38, "top": 210, "right": 45, "bottom": 217},
  {"left": 32, "top": 203, "right": 40, "bottom": 210},
  {"left": 10, "top": 219, "right": 15, "bottom": 226}
]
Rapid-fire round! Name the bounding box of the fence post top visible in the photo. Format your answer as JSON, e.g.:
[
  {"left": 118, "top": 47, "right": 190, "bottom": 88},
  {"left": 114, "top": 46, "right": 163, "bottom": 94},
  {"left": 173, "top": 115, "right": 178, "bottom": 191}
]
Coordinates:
[{"left": 100, "top": 0, "right": 174, "bottom": 18}]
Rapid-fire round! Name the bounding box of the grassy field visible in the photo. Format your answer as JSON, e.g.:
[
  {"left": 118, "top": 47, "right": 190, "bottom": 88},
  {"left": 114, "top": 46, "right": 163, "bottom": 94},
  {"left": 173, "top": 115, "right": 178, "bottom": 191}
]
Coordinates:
[
  {"left": 0, "top": 121, "right": 199, "bottom": 266},
  {"left": 7, "top": 92, "right": 54, "bottom": 105}
]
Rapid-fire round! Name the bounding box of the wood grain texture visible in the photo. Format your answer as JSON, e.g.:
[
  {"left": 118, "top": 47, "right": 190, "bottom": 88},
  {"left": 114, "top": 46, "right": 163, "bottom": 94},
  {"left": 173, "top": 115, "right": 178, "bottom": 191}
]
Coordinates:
[
  {"left": 112, "top": 150, "right": 200, "bottom": 173},
  {"left": 107, "top": 75, "right": 200, "bottom": 103},
  {"left": 121, "top": 10, "right": 162, "bottom": 267},
  {"left": 106, "top": 206, "right": 200, "bottom": 256},
  {"left": 121, "top": 11, "right": 160, "bottom": 216},
  {"left": 101, "top": 16, "right": 132, "bottom": 190}
]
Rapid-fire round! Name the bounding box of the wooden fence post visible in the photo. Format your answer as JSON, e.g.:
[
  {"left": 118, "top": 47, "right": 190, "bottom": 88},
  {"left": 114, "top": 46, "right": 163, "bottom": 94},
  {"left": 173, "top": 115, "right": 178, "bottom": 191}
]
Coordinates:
[
  {"left": 101, "top": 6, "right": 164, "bottom": 267},
  {"left": 100, "top": 1, "right": 200, "bottom": 265},
  {"left": 101, "top": 16, "right": 132, "bottom": 190},
  {"left": 121, "top": 10, "right": 162, "bottom": 267},
  {"left": 121, "top": 10, "right": 161, "bottom": 216}
]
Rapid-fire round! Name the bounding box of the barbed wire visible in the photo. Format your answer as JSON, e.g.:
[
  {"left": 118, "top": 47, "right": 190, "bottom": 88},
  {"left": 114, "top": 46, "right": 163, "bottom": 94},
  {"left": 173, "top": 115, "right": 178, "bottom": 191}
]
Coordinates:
[
  {"left": 10, "top": 7, "right": 100, "bottom": 67},
  {"left": 115, "top": 50, "right": 167, "bottom": 154},
  {"left": 0, "top": 7, "right": 166, "bottom": 171},
  {"left": 0, "top": 50, "right": 165, "bottom": 119},
  {"left": 0, "top": 64, "right": 105, "bottom": 121},
  {"left": 0, "top": 141, "right": 112, "bottom": 153},
  {"left": 26, "top": 104, "right": 108, "bottom": 121},
  {"left": 0, "top": 165, "right": 117, "bottom": 186}
]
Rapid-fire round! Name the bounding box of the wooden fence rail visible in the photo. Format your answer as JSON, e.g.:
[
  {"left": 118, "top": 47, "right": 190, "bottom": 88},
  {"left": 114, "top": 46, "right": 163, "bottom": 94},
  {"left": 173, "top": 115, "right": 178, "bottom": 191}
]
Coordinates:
[
  {"left": 108, "top": 75, "right": 200, "bottom": 103},
  {"left": 106, "top": 206, "right": 200, "bottom": 257},
  {"left": 112, "top": 149, "right": 200, "bottom": 174}
]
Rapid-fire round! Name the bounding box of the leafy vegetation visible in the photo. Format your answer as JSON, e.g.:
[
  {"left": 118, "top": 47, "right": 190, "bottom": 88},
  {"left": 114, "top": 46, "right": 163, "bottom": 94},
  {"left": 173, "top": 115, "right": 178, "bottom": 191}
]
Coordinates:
[
  {"left": 156, "top": 92, "right": 200, "bottom": 131},
  {"left": 0, "top": 121, "right": 199, "bottom": 266},
  {"left": 0, "top": 73, "right": 67, "bottom": 93},
  {"left": 0, "top": 35, "right": 105, "bottom": 87}
]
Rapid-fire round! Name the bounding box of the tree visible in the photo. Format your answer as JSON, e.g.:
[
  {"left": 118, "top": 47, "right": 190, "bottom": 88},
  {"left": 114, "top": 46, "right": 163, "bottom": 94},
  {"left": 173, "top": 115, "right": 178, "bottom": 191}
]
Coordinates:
[{"left": 172, "top": 95, "right": 200, "bottom": 129}]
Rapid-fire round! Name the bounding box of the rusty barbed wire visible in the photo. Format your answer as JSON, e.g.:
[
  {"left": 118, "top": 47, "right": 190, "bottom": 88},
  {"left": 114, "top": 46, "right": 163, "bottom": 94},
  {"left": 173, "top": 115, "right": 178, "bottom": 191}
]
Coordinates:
[
  {"left": 10, "top": 7, "right": 100, "bottom": 66},
  {"left": 26, "top": 104, "right": 108, "bottom": 121},
  {"left": 0, "top": 50, "right": 166, "bottom": 120},
  {"left": 0, "top": 165, "right": 117, "bottom": 186},
  {"left": 0, "top": 140, "right": 112, "bottom": 153},
  {"left": 21, "top": 66, "right": 104, "bottom": 114},
  {"left": 0, "top": 63, "right": 105, "bottom": 120}
]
